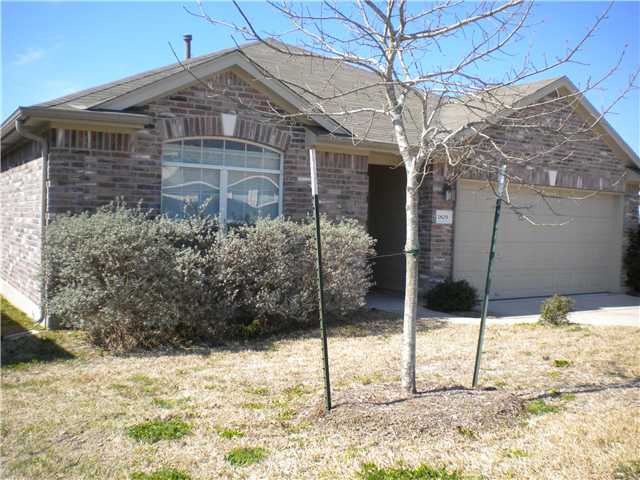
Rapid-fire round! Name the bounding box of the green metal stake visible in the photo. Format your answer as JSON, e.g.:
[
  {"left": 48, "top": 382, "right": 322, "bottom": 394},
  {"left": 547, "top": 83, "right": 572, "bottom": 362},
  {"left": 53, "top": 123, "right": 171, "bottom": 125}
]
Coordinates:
[
  {"left": 472, "top": 165, "right": 507, "bottom": 388},
  {"left": 309, "top": 148, "right": 332, "bottom": 412}
]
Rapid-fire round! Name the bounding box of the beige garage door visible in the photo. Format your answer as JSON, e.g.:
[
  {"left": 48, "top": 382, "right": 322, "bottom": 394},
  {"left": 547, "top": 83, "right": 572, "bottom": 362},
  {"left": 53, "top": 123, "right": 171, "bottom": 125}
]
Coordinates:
[{"left": 453, "top": 181, "right": 624, "bottom": 299}]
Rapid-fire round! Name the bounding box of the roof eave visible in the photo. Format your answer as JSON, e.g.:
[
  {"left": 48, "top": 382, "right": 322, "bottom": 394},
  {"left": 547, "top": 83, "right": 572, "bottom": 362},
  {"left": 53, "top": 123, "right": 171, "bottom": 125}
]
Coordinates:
[{"left": 2, "top": 107, "right": 150, "bottom": 148}]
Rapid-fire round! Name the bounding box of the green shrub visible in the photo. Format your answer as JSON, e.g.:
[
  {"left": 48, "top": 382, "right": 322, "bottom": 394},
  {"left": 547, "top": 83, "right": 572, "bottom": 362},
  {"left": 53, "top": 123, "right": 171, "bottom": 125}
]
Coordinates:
[
  {"left": 126, "top": 418, "right": 192, "bottom": 443},
  {"left": 224, "top": 446, "right": 268, "bottom": 466},
  {"left": 624, "top": 226, "right": 640, "bottom": 294},
  {"left": 539, "top": 295, "right": 574, "bottom": 326},
  {"left": 424, "top": 280, "right": 478, "bottom": 312},
  {"left": 130, "top": 468, "right": 191, "bottom": 480},
  {"left": 357, "top": 462, "right": 465, "bottom": 480},
  {"left": 45, "top": 203, "right": 375, "bottom": 351}
]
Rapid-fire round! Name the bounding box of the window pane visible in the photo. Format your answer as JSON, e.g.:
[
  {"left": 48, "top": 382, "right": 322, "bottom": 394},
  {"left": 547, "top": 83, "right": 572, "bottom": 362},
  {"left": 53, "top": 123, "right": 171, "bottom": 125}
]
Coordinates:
[
  {"left": 263, "top": 149, "right": 280, "bottom": 170},
  {"left": 246, "top": 144, "right": 263, "bottom": 169},
  {"left": 224, "top": 140, "right": 246, "bottom": 167},
  {"left": 227, "top": 171, "right": 279, "bottom": 223},
  {"left": 182, "top": 139, "right": 202, "bottom": 164},
  {"left": 162, "top": 165, "right": 183, "bottom": 187},
  {"left": 162, "top": 141, "right": 181, "bottom": 162},
  {"left": 161, "top": 139, "right": 282, "bottom": 223},
  {"left": 161, "top": 166, "right": 220, "bottom": 218},
  {"left": 203, "top": 139, "right": 223, "bottom": 165}
]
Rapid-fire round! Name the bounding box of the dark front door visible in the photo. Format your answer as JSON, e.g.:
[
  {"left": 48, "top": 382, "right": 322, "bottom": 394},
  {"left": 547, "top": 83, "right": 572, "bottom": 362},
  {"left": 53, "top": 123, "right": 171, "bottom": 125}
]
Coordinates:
[{"left": 368, "top": 164, "right": 406, "bottom": 291}]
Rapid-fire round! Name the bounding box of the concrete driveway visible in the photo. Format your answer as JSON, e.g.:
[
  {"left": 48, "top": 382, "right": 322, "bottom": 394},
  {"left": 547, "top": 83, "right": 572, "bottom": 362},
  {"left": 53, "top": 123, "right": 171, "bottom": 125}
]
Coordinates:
[{"left": 367, "top": 292, "right": 640, "bottom": 327}]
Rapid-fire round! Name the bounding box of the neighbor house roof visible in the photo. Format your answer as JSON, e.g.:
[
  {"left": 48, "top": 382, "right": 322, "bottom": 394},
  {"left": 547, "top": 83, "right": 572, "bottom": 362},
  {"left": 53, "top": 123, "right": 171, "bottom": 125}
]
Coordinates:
[{"left": 3, "top": 39, "right": 638, "bottom": 168}]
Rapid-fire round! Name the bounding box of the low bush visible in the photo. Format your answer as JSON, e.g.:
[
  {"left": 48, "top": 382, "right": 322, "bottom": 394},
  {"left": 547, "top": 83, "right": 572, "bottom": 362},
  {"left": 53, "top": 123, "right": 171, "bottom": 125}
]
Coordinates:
[
  {"left": 45, "top": 203, "right": 375, "bottom": 351},
  {"left": 424, "top": 280, "right": 478, "bottom": 312},
  {"left": 624, "top": 226, "right": 640, "bottom": 294},
  {"left": 539, "top": 295, "right": 574, "bottom": 326}
]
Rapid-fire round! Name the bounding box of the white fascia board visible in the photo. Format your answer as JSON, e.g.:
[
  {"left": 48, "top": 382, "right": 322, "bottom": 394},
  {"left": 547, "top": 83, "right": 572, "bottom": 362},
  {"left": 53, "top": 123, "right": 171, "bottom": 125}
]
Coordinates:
[
  {"left": 97, "top": 51, "right": 348, "bottom": 136},
  {"left": 23, "top": 107, "right": 150, "bottom": 127}
]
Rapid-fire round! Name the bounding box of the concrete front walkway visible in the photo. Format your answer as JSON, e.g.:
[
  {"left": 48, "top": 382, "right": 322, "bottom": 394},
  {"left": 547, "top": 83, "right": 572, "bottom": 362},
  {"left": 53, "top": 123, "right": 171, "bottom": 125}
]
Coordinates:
[{"left": 367, "top": 292, "right": 640, "bottom": 327}]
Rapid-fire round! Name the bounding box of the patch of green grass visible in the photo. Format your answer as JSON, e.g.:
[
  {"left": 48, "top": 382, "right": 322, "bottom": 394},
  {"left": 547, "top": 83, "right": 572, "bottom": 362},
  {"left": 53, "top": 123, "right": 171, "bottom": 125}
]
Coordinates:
[
  {"left": 224, "top": 447, "right": 268, "bottom": 466},
  {"left": 110, "top": 376, "right": 164, "bottom": 399},
  {"left": 1, "top": 297, "right": 82, "bottom": 369},
  {"left": 526, "top": 399, "right": 560, "bottom": 415},
  {"left": 546, "top": 371, "right": 561, "bottom": 379},
  {"left": 455, "top": 426, "right": 477, "bottom": 439},
  {"left": 130, "top": 468, "right": 192, "bottom": 480},
  {"left": 356, "top": 375, "right": 375, "bottom": 385},
  {"left": 126, "top": 418, "right": 192, "bottom": 443},
  {"left": 151, "top": 397, "right": 191, "bottom": 409},
  {"left": 129, "top": 374, "right": 156, "bottom": 385},
  {"left": 492, "top": 379, "right": 507, "bottom": 388},
  {"left": 283, "top": 420, "right": 312, "bottom": 434},
  {"left": 514, "top": 323, "right": 541, "bottom": 330},
  {"left": 241, "top": 401, "right": 267, "bottom": 410},
  {"left": 151, "top": 398, "right": 175, "bottom": 409},
  {"left": 276, "top": 409, "right": 296, "bottom": 421},
  {"left": 357, "top": 462, "right": 466, "bottom": 480},
  {"left": 216, "top": 427, "right": 245, "bottom": 439},
  {"left": 504, "top": 449, "right": 529, "bottom": 458},
  {"left": 614, "top": 460, "right": 640, "bottom": 479},
  {"left": 1, "top": 296, "right": 41, "bottom": 335},
  {"left": 568, "top": 325, "right": 588, "bottom": 332},
  {"left": 244, "top": 385, "right": 269, "bottom": 396},
  {"left": 560, "top": 393, "right": 576, "bottom": 402},
  {"left": 282, "top": 384, "right": 306, "bottom": 399},
  {"left": 553, "top": 359, "right": 572, "bottom": 368}
]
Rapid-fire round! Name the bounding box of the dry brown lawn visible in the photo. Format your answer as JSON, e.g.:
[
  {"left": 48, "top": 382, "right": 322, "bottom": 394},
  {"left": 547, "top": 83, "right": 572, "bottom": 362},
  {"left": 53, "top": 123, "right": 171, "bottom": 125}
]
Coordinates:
[{"left": 1, "top": 311, "right": 638, "bottom": 480}]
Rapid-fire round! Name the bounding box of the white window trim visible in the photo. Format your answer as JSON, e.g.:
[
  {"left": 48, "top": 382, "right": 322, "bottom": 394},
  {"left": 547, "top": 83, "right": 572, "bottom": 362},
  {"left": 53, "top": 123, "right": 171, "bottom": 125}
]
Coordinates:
[{"left": 161, "top": 137, "right": 284, "bottom": 225}]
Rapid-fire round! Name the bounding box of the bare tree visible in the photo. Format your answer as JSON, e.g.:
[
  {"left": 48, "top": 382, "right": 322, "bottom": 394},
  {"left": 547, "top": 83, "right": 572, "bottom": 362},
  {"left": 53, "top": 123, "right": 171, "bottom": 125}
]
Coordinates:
[{"left": 186, "top": 0, "right": 637, "bottom": 393}]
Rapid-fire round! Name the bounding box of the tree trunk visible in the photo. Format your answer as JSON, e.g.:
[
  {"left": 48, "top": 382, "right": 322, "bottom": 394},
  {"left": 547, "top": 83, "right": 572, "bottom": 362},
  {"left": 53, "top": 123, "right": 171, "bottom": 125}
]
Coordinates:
[{"left": 401, "top": 167, "right": 420, "bottom": 394}]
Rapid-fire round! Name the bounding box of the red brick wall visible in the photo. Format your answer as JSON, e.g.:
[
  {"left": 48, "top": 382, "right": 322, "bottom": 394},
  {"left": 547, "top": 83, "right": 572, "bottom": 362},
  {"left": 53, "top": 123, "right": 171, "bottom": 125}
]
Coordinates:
[
  {"left": 45, "top": 70, "right": 369, "bottom": 225},
  {"left": 0, "top": 140, "right": 43, "bottom": 316}
]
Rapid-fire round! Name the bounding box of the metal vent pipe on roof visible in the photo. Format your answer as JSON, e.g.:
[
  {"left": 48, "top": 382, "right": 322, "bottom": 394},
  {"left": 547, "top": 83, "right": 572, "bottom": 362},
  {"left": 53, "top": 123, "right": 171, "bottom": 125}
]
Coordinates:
[{"left": 184, "top": 34, "right": 192, "bottom": 60}]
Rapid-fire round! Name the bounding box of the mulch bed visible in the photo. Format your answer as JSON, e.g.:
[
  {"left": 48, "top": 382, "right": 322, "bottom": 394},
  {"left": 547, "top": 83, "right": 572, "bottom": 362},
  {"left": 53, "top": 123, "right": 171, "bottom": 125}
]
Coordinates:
[{"left": 303, "top": 382, "right": 524, "bottom": 438}]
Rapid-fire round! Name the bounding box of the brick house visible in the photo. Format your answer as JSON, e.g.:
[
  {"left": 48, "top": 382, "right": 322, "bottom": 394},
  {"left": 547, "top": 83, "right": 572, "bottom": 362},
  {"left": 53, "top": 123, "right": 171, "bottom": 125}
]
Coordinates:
[{"left": 2, "top": 39, "right": 639, "bottom": 322}]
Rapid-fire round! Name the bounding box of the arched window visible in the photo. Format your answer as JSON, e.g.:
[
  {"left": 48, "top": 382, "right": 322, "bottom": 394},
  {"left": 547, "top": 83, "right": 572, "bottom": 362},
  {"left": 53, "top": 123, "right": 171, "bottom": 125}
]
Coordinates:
[{"left": 161, "top": 138, "right": 283, "bottom": 224}]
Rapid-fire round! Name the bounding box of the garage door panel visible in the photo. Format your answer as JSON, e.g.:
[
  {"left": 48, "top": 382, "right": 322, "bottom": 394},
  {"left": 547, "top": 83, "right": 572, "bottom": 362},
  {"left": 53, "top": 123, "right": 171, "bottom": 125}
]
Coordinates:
[{"left": 453, "top": 181, "right": 622, "bottom": 298}]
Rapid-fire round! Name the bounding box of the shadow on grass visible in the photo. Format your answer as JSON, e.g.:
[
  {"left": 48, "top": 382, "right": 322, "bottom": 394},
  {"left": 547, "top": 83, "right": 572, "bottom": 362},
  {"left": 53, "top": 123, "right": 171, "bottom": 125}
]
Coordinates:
[
  {"left": 332, "top": 384, "right": 495, "bottom": 409},
  {"left": 121, "top": 308, "right": 447, "bottom": 359},
  {"left": 1, "top": 318, "right": 75, "bottom": 368},
  {"left": 528, "top": 377, "right": 640, "bottom": 401}
]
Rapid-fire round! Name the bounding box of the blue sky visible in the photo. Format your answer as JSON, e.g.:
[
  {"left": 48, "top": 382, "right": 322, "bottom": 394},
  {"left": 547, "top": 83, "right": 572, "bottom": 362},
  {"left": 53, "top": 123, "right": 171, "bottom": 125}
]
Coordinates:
[{"left": 2, "top": 1, "right": 638, "bottom": 153}]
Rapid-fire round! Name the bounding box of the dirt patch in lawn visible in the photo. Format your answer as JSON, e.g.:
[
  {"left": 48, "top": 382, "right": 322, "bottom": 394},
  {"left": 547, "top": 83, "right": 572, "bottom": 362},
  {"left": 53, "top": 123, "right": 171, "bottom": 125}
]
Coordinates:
[{"left": 307, "top": 383, "right": 523, "bottom": 438}]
